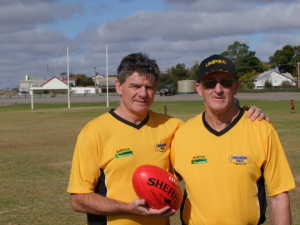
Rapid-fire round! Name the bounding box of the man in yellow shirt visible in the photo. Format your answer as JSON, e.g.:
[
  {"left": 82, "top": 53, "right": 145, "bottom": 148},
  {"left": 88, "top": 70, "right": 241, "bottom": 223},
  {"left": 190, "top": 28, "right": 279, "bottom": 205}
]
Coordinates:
[{"left": 172, "top": 55, "right": 295, "bottom": 225}]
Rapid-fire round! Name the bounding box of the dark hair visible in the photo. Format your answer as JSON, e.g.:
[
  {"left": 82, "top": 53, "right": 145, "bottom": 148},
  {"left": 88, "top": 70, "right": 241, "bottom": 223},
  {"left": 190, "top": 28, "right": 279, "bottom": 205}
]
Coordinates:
[{"left": 117, "top": 53, "right": 160, "bottom": 84}]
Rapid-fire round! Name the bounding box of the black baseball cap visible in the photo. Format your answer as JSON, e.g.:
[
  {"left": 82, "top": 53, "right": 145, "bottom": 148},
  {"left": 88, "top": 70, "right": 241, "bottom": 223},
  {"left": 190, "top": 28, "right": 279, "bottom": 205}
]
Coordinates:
[{"left": 197, "top": 55, "right": 237, "bottom": 81}]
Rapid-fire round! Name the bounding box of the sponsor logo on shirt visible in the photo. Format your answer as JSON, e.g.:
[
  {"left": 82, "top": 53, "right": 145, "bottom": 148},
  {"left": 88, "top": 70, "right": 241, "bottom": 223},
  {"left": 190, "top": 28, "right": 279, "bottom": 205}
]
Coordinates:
[
  {"left": 115, "top": 148, "right": 133, "bottom": 158},
  {"left": 155, "top": 141, "right": 167, "bottom": 152},
  {"left": 191, "top": 155, "right": 207, "bottom": 164},
  {"left": 229, "top": 154, "right": 251, "bottom": 165}
]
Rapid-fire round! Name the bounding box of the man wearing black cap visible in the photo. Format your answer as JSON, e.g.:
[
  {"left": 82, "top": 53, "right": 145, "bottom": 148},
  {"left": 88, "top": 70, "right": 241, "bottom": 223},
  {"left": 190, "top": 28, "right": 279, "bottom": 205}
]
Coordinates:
[{"left": 171, "top": 55, "right": 295, "bottom": 225}]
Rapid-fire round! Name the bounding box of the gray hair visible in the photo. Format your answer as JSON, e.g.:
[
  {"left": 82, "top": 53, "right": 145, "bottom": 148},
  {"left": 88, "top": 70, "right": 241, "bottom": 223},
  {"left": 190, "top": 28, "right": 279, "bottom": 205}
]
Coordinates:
[{"left": 117, "top": 53, "right": 160, "bottom": 85}]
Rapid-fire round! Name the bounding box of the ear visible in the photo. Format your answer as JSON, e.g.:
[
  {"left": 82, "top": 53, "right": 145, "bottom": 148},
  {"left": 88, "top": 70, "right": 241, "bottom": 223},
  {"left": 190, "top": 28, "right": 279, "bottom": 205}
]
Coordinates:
[
  {"left": 116, "top": 79, "right": 122, "bottom": 95},
  {"left": 195, "top": 82, "right": 203, "bottom": 96}
]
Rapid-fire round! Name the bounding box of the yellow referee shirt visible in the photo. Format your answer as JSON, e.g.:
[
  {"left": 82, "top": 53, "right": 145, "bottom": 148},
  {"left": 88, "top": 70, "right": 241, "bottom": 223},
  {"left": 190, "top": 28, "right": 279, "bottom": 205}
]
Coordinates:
[
  {"left": 68, "top": 109, "right": 183, "bottom": 225},
  {"left": 172, "top": 109, "right": 295, "bottom": 225}
]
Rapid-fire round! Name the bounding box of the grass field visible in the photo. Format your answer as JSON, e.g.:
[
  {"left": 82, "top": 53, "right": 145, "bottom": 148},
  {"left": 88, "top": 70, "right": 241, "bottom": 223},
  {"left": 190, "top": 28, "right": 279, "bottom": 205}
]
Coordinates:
[{"left": 0, "top": 100, "right": 299, "bottom": 225}]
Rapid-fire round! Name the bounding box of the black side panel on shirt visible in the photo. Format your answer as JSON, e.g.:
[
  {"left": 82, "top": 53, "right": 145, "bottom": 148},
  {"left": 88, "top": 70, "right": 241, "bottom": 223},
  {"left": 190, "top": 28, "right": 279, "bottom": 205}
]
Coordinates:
[
  {"left": 257, "top": 167, "right": 267, "bottom": 225},
  {"left": 180, "top": 189, "right": 188, "bottom": 225},
  {"left": 87, "top": 168, "right": 107, "bottom": 225}
]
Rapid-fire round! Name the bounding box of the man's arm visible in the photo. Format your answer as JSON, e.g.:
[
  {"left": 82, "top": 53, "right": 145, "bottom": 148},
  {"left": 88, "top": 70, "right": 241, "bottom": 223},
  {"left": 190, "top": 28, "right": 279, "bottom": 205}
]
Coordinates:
[
  {"left": 70, "top": 193, "right": 175, "bottom": 218},
  {"left": 269, "top": 192, "right": 291, "bottom": 225}
]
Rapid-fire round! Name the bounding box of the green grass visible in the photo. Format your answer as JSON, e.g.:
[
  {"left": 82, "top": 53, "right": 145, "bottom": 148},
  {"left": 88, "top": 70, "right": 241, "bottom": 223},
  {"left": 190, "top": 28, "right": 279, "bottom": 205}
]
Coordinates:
[{"left": 0, "top": 100, "right": 299, "bottom": 225}]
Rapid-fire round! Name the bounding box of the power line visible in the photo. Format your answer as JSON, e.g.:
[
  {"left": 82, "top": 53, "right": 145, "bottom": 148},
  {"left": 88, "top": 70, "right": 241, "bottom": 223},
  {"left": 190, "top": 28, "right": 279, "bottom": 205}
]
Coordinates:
[{"left": 236, "top": 63, "right": 298, "bottom": 69}]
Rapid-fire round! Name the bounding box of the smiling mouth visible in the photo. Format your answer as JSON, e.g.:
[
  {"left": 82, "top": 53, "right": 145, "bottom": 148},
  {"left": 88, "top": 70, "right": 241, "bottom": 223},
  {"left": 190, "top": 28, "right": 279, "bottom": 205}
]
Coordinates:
[
  {"left": 135, "top": 101, "right": 148, "bottom": 105},
  {"left": 214, "top": 97, "right": 224, "bottom": 99},
  {"left": 136, "top": 99, "right": 149, "bottom": 103}
]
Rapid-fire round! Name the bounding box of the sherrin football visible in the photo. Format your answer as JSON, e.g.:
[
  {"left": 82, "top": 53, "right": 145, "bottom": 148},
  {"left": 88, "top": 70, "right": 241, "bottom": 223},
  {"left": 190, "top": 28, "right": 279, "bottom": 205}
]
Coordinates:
[{"left": 132, "top": 165, "right": 183, "bottom": 210}]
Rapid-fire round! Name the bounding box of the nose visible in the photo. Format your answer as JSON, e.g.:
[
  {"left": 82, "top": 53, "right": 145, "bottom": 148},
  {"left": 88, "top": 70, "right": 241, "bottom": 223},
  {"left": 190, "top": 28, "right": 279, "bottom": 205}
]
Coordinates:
[
  {"left": 213, "top": 82, "right": 223, "bottom": 93},
  {"left": 139, "top": 86, "right": 147, "bottom": 97}
]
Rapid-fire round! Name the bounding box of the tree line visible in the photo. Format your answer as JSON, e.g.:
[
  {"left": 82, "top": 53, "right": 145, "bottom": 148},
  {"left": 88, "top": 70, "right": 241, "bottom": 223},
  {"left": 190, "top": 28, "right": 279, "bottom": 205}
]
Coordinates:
[
  {"left": 60, "top": 42, "right": 300, "bottom": 89},
  {"left": 159, "top": 42, "right": 300, "bottom": 90}
]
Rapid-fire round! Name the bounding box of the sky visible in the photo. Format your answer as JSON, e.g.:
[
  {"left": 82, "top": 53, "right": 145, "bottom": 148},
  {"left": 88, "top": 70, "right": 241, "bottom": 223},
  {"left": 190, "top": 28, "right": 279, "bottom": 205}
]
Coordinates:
[{"left": 1, "top": 0, "right": 300, "bottom": 90}]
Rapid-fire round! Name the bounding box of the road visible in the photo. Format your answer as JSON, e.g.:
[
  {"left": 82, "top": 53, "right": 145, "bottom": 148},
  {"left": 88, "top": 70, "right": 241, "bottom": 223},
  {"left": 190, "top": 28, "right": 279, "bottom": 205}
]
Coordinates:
[{"left": 1, "top": 92, "right": 300, "bottom": 106}]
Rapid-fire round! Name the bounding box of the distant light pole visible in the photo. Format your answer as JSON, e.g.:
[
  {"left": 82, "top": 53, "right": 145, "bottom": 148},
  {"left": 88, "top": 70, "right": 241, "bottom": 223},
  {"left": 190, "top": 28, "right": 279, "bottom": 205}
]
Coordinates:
[
  {"left": 67, "top": 47, "right": 70, "bottom": 108},
  {"left": 46, "top": 64, "right": 49, "bottom": 80},
  {"left": 106, "top": 45, "right": 109, "bottom": 108},
  {"left": 298, "top": 62, "right": 300, "bottom": 88},
  {"left": 94, "top": 65, "right": 97, "bottom": 93}
]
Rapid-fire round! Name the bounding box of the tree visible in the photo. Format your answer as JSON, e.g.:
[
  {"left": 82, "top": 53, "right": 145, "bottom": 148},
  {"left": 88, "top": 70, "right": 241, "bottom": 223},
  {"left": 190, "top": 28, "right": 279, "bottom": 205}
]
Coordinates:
[
  {"left": 220, "top": 41, "right": 263, "bottom": 77},
  {"left": 170, "top": 63, "right": 189, "bottom": 82},
  {"left": 188, "top": 60, "right": 200, "bottom": 81},
  {"left": 60, "top": 72, "right": 67, "bottom": 78},
  {"left": 159, "top": 64, "right": 189, "bottom": 90},
  {"left": 269, "top": 45, "right": 300, "bottom": 76},
  {"left": 158, "top": 73, "right": 175, "bottom": 90},
  {"left": 220, "top": 41, "right": 250, "bottom": 61},
  {"left": 260, "top": 61, "right": 272, "bottom": 71},
  {"left": 238, "top": 70, "right": 256, "bottom": 89},
  {"left": 76, "top": 74, "right": 94, "bottom": 87}
]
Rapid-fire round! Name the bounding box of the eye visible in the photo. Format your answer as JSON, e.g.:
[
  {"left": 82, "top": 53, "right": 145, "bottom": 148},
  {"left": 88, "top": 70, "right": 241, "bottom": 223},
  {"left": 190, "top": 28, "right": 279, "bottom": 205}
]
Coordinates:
[
  {"left": 146, "top": 86, "right": 154, "bottom": 90},
  {"left": 130, "top": 84, "right": 140, "bottom": 89}
]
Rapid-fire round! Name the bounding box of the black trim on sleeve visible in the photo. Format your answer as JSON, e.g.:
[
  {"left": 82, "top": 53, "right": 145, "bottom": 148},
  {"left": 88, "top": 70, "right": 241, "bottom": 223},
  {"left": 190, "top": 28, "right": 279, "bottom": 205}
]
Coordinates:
[
  {"left": 180, "top": 188, "right": 188, "bottom": 225},
  {"left": 109, "top": 109, "right": 149, "bottom": 130}
]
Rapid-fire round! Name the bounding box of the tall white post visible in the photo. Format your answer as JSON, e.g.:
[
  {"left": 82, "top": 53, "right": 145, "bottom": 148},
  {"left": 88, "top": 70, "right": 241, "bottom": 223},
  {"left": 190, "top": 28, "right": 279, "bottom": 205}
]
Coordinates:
[
  {"left": 67, "top": 47, "right": 70, "bottom": 108},
  {"left": 106, "top": 45, "right": 109, "bottom": 108},
  {"left": 31, "top": 82, "right": 34, "bottom": 110}
]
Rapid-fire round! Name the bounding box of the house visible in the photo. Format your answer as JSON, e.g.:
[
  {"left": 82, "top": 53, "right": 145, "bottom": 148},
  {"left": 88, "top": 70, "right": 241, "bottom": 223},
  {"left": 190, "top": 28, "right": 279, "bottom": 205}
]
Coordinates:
[
  {"left": 30, "top": 76, "right": 68, "bottom": 94},
  {"left": 19, "top": 75, "right": 46, "bottom": 94},
  {"left": 61, "top": 77, "right": 77, "bottom": 87},
  {"left": 93, "top": 75, "right": 117, "bottom": 93},
  {"left": 253, "top": 71, "right": 296, "bottom": 89},
  {"left": 71, "top": 87, "right": 96, "bottom": 94}
]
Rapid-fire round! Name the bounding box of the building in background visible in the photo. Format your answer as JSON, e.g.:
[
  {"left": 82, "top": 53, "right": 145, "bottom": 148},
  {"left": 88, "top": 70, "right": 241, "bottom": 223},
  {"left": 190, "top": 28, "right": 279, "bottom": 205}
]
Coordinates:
[
  {"left": 19, "top": 75, "right": 46, "bottom": 94},
  {"left": 61, "top": 77, "right": 77, "bottom": 87},
  {"left": 30, "top": 77, "right": 68, "bottom": 95},
  {"left": 71, "top": 87, "right": 95, "bottom": 94},
  {"left": 92, "top": 75, "right": 117, "bottom": 93},
  {"left": 253, "top": 71, "right": 296, "bottom": 89}
]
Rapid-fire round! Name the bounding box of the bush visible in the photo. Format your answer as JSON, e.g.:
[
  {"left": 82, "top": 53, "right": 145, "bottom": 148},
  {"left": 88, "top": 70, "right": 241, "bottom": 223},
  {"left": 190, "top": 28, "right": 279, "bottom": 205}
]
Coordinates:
[
  {"left": 264, "top": 80, "right": 273, "bottom": 89},
  {"left": 281, "top": 80, "right": 293, "bottom": 88}
]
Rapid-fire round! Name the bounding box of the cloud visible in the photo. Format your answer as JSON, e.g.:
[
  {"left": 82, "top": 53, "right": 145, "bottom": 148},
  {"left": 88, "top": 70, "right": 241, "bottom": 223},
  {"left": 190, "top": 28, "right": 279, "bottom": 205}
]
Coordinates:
[
  {"left": 81, "top": 2, "right": 300, "bottom": 43},
  {"left": 70, "top": 0, "right": 300, "bottom": 81},
  {"left": 0, "top": 1, "right": 83, "bottom": 33},
  {"left": 91, "top": 2, "right": 110, "bottom": 15},
  {"left": 0, "top": 0, "right": 60, "bottom": 6},
  {"left": 1, "top": 0, "right": 300, "bottom": 89}
]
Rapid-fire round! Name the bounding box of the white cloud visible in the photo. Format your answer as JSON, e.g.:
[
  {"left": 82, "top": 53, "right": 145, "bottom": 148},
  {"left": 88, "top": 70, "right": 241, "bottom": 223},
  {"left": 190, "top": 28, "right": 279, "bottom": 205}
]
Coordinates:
[
  {"left": 0, "top": 0, "right": 300, "bottom": 89},
  {"left": 0, "top": 1, "right": 83, "bottom": 33}
]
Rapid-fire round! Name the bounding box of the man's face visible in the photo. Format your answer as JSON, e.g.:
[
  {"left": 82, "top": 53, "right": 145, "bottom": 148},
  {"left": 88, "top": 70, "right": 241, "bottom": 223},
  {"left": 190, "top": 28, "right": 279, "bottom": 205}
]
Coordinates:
[
  {"left": 195, "top": 72, "right": 239, "bottom": 113},
  {"left": 116, "top": 72, "right": 156, "bottom": 117}
]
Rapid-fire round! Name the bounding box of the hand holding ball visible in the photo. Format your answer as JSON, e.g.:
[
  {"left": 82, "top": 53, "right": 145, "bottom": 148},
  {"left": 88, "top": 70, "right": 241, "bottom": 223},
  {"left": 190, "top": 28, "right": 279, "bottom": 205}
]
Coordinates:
[{"left": 132, "top": 165, "right": 183, "bottom": 210}]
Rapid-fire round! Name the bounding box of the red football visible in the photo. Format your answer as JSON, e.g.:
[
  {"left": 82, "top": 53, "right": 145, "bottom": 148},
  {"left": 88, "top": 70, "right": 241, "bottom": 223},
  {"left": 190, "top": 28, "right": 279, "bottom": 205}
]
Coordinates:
[{"left": 132, "top": 165, "right": 183, "bottom": 210}]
